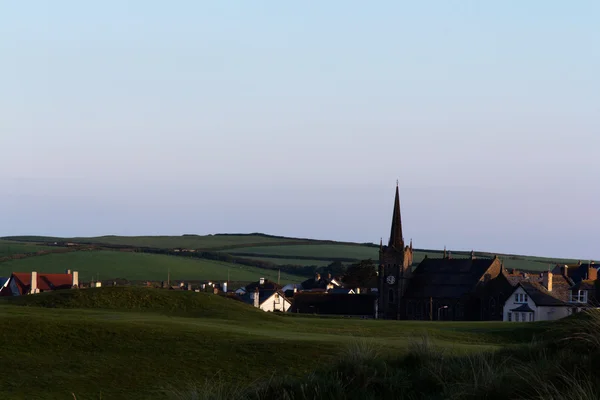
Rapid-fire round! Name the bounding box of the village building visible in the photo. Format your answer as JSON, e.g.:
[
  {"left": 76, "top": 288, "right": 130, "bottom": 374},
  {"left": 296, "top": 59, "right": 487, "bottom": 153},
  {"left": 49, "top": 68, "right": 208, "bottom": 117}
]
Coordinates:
[
  {"left": 401, "top": 254, "right": 509, "bottom": 321},
  {"left": 552, "top": 261, "right": 597, "bottom": 284},
  {"left": 0, "top": 270, "right": 79, "bottom": 296},
  {"left": 236, "top": 278, "right": 291, "bottom": 312}
]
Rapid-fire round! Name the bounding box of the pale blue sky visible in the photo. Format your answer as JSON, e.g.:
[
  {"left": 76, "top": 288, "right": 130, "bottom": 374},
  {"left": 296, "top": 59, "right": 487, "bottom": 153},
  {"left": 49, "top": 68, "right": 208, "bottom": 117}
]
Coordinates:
[{"left": 1, "top": 1, "right": 598, "bottom": 259}]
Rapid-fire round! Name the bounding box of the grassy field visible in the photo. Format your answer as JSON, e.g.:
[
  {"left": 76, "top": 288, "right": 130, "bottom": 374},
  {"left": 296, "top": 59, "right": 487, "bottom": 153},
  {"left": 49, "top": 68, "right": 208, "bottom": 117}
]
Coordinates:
[
  {"left": 0, "top": 287, "right": 548, "bottom": 400},
  {"left": 2, "top": 234, "right": 594, "bottom": 275},
  {"left": 227, "top": 244, "right": 380, "bottom": 260},
  {"left": 0, "top": 240, "right": 55, "bottom": 257},
  {"left": 0, "top": 250, "right": 306, "bottom": 284},
  {"left": 1, "top": 234, "right": 317, "bottom": 250}
]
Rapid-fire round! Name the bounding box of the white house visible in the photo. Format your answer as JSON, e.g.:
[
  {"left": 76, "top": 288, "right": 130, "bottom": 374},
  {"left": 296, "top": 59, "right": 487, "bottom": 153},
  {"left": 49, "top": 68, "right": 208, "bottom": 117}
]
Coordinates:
[
  {"left": 503, "top": 273, "right": 572, "bottom": 322},
  {"left": 244, "top": 289, "right": 291, "bottom": 312}
]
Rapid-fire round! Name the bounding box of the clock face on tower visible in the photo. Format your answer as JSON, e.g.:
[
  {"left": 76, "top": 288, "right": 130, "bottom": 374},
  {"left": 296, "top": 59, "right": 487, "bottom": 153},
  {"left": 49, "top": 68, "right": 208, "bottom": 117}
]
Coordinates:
[{"left": 386, "top": 275, "right": 396, "bottom": 285}]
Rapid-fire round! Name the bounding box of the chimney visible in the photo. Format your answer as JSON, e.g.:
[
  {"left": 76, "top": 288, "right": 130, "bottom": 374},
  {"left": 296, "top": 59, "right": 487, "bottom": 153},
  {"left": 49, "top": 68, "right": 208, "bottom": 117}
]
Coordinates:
[
  {"left": 259, "top": 277, "right": 265, "bottom": 286},
  {"left": 187, "top": 283, "right": 192, "bottom": 291},
  {"left": 293, "top": 287, "right": 297, "bottom": 294},
  {"left": 223, "top": 282, "right": 228, "bottom": 293},
  {"left": 471, "top": 250, "right": 475, "bottom": 260},
  {"left": 66, "top": 269, "right": 71, "bottom": 274},
  {"left": 254, "top": 287, "right": 260, "bottom": 308},
  {"left": 327, "top": 273, "right": 332, "bottom": 280},
  {"left": 561, "top": 265, "right": 568, "bottom": 277},
  {"left": 315, "top": 273, "right": 321, "bottom": 281},
  {"left": 31, "top": 271, "right": 38, "bottom": 294},
  {"left": 356, "top": 288, "right": 361, "bottom": 294},
  {"left": 542, "top": 272, "right": 553, "bottom": 292},
  {"left": 72, "top": 271, "right": 79, "bottom": 288},
  {"left": 588, "top": 267, "right": 598, "bottom": 281}
]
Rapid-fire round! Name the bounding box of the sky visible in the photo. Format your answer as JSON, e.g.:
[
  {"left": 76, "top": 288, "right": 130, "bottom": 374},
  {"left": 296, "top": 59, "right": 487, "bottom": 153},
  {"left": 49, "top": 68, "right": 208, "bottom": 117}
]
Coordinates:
[{"left": 1, "top": 1, "right": 598, "bottom": 259}]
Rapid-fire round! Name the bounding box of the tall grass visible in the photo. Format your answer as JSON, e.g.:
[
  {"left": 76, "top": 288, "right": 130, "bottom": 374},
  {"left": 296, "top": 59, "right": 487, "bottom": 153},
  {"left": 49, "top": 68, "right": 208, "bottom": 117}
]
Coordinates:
[{"left": 171, "top": 310, "right": 600, "bottom": 400}]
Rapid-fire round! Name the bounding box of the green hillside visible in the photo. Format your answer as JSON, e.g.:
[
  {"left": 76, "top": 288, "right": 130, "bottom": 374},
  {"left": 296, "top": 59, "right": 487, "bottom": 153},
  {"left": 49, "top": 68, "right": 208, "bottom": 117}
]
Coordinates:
[
  {"left": 0, "top": 250, "right": 306, "bottom": 284},
  {"left": 1, "top": 234, "right": 319, "bottom": 250},
  {"left": 0, "top": 287, "right": 547, "bottom": 399},
  {"left": 2, "top": 234, "right": 594, "bottom": 275},
  {"left": 0, "top": 240, "right": 55, "bottom": 258}
]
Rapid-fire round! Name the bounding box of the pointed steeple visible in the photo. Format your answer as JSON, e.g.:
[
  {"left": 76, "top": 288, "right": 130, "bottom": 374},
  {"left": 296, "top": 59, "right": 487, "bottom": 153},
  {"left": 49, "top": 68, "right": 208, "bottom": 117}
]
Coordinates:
[
  {"left": 409, "top": 238, "right": 413, "bottom": 251},
  {"left": 388, "top": 181, "right": 404, "bottom": 249}
]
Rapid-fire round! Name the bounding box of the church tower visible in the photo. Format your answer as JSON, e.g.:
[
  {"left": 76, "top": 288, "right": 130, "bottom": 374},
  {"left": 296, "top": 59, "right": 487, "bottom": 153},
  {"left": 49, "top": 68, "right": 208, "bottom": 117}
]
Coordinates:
[{"left": 378, "top": 182, "right": 413, "bottom": 319}]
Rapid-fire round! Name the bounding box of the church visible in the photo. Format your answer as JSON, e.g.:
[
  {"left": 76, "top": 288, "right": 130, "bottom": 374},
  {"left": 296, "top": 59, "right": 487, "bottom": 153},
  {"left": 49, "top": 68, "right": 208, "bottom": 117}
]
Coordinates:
[{"left": 377, "top": 184, "right": 510, "bottom": 321}]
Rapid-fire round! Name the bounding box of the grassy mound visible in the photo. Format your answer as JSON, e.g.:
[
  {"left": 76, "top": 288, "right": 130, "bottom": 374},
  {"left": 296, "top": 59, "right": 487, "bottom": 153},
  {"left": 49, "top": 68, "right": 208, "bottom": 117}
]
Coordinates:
[
  {"left": 179, "top": 311, "right": 600, "bottom": 400},
  {"left": 2, "top": 287, "right": 274, "bottom": 321}
]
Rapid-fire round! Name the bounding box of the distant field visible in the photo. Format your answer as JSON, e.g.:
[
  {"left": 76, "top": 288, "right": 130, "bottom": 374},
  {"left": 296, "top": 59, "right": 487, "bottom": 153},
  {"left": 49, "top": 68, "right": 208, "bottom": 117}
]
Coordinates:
[
  {"left": 0, "top": 287, "right": 546, "bottom": 399},
  {"left": 1, "top": 234, "right": 316, "bottom": 250},
  {"left": 0, "top": 240, "right": 55, "bottom": 257},
  {"left": 228, "top": 244, "right": 380, "bottom": 260},
  {"left": 239, "top": 256, "right": 334, "bottom": 267},
  {"left": 3, "top": 235, "right": 594, "bottom": 275},
  {"left": 0, "top": 250, "right": 306, "bottom": 284}
]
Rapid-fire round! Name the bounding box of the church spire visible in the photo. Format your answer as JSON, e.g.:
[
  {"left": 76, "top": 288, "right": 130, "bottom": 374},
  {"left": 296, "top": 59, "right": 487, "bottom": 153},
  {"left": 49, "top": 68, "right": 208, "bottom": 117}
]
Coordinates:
[{"left": 388, "top": 181, "right": 404, "bottom": 249}]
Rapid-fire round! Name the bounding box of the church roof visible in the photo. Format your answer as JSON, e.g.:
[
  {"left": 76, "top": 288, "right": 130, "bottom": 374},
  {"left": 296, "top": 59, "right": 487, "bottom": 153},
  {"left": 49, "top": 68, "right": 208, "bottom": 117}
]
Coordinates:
[
  {"left": 403, "top": 257, "right": 500, "bottom": 299},
  {"left": 388, "top": 183, "right": 404, "bottom": 249}
]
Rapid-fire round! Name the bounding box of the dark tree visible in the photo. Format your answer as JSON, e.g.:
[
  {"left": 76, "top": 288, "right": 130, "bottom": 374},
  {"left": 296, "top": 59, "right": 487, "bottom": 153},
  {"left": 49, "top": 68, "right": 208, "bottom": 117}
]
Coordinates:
[{"left": 342, "top": 259, "right": 376, "bottom": 288}]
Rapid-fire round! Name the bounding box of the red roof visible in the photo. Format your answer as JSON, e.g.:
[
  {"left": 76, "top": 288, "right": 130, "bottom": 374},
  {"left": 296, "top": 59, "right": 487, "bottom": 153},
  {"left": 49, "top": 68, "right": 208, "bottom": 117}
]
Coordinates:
[{"left": 11, "top": 272, "right": 74, "bottom": 294}]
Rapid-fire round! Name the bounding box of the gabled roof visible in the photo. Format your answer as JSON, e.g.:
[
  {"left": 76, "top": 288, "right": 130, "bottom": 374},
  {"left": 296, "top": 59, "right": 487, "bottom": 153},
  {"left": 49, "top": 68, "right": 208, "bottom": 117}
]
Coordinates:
[
  {"left": 518, "top": 282, "right": 568, "bottom": 307},
  {"left": 11, "top": 272, "right": 74, "bottom": 295},
  {"left": 505, "top": 271, "right": 572, "bottom": 302},
  {"left": 239, "top": 289, "right": 289, "bottom": 306},
  {"left": 403, "top": 257, "right": 500, "bottom": 299},
  {"left": 244, "top": 280, "right": 281, "bottom": 292},
  {"left": 552, "top": 263, "right": 597, "bottom": 283}
]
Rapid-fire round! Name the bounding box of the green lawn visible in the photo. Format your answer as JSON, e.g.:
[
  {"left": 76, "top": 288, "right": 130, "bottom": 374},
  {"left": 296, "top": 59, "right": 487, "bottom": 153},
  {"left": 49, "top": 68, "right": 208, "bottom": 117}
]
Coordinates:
[
  {"left": 0, "top": 287, "right": 545, "bottom": 399},
  {"left": 0, "top": 250, "right": 306, "bottom": 284}
]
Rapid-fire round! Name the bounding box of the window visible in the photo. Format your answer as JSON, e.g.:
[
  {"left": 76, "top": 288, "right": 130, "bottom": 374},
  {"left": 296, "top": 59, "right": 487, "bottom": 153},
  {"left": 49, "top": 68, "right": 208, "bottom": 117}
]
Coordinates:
[
  {"left": 274, "top": 293, "right": 280, "bottom": 304},
  {"left": 570, "top": 290, "right": 588, "bottom": 303},
  {"left": 515, "top": 312, "right": 520, "bottom": 322},
  {"left": 521, "top": 313, "right": 526, "bottom": 322},
  {"left": 515, "top": 293, "right": 528, "bottom": 303},
  {"left": 508, "top": 312, "right": 512, "bottom": 322}
]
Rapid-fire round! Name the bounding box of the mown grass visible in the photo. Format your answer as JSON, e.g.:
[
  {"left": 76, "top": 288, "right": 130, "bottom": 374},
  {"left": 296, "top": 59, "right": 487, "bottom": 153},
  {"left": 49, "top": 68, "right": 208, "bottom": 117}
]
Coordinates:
[
  {"left": 0, "top": 250, "right": 306, "bottom": 284},
  {"left": 0, "top": 287, "right": 545, "bottom": 400}
]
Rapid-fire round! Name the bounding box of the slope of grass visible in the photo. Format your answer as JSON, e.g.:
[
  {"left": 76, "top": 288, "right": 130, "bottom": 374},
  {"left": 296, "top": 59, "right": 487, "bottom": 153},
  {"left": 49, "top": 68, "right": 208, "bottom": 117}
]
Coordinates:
[
  {"left": 1, "top": 234, "right": 316, "bottom": 250},
  {"left": 0, "top": 250, "right": 306, "bottom": 284},
  {"left": 0, "top": 287, "right": 546, "bottom": 399},
  {"left": 0, "top": 240, "right": 55, "bottom": 257},
  {"left": 227, "top": 244, "right": 380, "bottom": 260}
]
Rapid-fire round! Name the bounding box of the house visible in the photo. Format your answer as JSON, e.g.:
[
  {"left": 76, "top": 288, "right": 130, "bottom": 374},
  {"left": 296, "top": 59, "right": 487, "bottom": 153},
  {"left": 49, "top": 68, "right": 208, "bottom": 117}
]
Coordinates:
[
  {"left": 3, "top": 271, "right": 79, "bottom": 296},
  {"left": 299, "top": 273, "right": 342, "bottom": 291},
  {"left": 240, "top": 288, "right": 291, "bottom": 312},
  {"left": 0, "top": 277, "right": 10, "bottom": 296},
  {"left": 502, "top": 272, "right": 573, "bottom": 322},
  {"left": 552, "top": 262, "right": 597, "bottom": 284},
  {"left": 568, "top": 280, "right": 599, "bottom": 308},
  {"left": 290, "top": 292, "right": 377, "bottom": 317}
]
